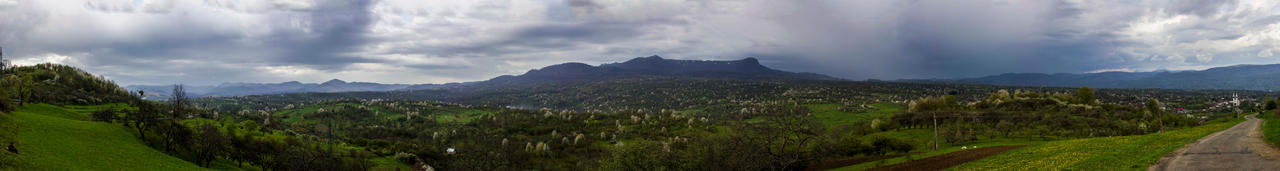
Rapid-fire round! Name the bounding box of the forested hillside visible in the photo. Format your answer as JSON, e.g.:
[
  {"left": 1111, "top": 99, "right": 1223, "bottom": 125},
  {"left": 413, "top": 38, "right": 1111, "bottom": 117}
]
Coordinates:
[{"left": 1, "top": 63, "right": 133, "bottom": 106}]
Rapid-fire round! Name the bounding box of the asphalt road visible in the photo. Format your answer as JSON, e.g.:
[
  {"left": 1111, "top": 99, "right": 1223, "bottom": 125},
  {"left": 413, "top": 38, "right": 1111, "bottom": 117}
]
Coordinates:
[{"left": 1150, "top": 115, "right": 1280, "bottom": 171}]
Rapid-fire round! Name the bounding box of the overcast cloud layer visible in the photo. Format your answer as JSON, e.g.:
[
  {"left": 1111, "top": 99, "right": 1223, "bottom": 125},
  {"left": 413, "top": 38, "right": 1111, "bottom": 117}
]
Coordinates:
[{"left": 1, "top": 0, "right": 1279, "bottom": 85}]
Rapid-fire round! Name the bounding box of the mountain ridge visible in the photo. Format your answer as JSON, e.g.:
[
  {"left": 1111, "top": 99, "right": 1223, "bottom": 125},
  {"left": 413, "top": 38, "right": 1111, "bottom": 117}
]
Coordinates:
[
  {"left": 127, "top": 55, "right": 840, "bottom": 98},
  {"left": 483, "top": 55, "right": 839, "bottom": 85}
]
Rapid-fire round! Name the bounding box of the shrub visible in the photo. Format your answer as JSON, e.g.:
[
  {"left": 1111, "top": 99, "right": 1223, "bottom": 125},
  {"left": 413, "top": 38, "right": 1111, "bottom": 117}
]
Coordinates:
[
  {"left": 393, "top": 152, "right": 417, "bottom": 164},
  {"left": 868, "top": 135, "right": 914, "bottom": 155},
  {"left": 91, "top": 107, "right": 117, "bottom": 122},
  {"left": 831, "top": 135, "right": 870, "bottom": 156}
]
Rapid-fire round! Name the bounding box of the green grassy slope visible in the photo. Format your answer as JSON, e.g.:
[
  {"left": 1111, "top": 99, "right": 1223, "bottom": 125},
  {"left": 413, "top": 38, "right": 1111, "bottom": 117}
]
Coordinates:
[
  {"left": 948, "top": 117, "right": 1244, "bottom": 171},
  {"left": 1259, "top": 111, "right": 1280, "bottom": 147},
  {"left": 0, "top": 104, "right": 206, "bottom": 170}
]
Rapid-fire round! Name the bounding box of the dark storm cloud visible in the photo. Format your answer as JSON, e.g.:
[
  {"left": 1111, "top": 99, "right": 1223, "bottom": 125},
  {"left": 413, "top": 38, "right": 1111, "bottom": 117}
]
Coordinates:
[
  {"left": 380, "top": 18, "right": 667, "bottom": 59},
  {"left": 727, "top": 0, "right": 1277, "bottom": 80},
  {"left": 269, "top": 0, "right": 378, "bottom": 69},
  {"left": 1, "top": 0, "right": 386, "bottom": 84},
  {"left": 887, "top": 0, "right": 1127, "bottom": 78},
  {"left": 4, "top": 0, "right": 1280, "bottom": 85}
]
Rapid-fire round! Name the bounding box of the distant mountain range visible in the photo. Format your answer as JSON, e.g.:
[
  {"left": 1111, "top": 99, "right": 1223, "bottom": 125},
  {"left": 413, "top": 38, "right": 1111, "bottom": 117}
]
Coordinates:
[
  {"left": 911, "top": 64, "right": 1280, "bottom": 91},
  {"left": 127, "top": 55, "right": 840, "bottom": 99},
  {"left": 482, "top": 55, "right": 839, "bottom": 86},
  {"left": 125, "top": 79, "right": 470, "bottom": 99}
]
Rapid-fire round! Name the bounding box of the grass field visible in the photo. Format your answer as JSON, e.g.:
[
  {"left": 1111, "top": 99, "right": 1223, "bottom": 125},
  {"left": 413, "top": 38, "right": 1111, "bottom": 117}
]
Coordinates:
[
  {"left": 0, "top": 104, "right": 206, "bottom": 170},
  {"left": 809, "top": 102, "right": 901, "bottom": 127},
  {"left": 948, "top": 117, "right": 1244, "bottom": 171},
  {"left": 1260, "top": 111, "right": 1280, "bottom": 147}
]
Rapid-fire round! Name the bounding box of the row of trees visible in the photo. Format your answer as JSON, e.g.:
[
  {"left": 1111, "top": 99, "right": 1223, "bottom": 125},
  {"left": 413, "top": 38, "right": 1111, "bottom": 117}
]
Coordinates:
[{"left": 891, "top": 87, "right": 1201, "bottom": 144}]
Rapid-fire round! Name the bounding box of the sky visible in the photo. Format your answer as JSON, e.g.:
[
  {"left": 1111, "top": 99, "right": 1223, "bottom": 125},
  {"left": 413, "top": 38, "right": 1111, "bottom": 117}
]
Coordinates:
[{"left": 1, "top": 0, "right": 1279, "bottom": 85}]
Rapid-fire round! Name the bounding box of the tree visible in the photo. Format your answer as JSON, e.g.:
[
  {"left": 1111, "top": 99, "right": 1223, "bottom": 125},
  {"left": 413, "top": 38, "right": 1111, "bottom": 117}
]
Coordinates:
[
  {"left": 193, "top": 124, "right": 228, "bottom": 167},
  {"left": 1076, "top": 86, "right": 1095, "bottom": 105},
  {"left": 908, "top": 95, "right": 960, "bottom": 112},
  {"left": 0, "top": 87, "right": 13, "bottom": 112},
  {"left": 1146, "top": 98, "right": 1162, "bottom": 115},
  {"left": 159, "top": 121, "right": 193, "bottom": 153},
  {"left": 995, "top": 120, "right": 1016, "bottom": 137},
  {"left": 91, "top": 106, "right": 117, "bottom": 122},
  {"left": 1265, "top": 98, "right": 1277, "bottom": 110},
  {"left": 869, "top": 135, "right": 914, "bottom": 155},
  {"left": 126, "top": 102, "right": 160, "bottom": 140},
  {"left": 170, "top": 84, "right": 189, "bottom": 119}
]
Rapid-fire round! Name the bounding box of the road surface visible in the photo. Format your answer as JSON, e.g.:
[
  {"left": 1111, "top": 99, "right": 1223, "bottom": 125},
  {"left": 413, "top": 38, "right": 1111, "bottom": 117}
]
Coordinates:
[{"left": 1150, "top": 114, "right": 1280, "bottom": 171}]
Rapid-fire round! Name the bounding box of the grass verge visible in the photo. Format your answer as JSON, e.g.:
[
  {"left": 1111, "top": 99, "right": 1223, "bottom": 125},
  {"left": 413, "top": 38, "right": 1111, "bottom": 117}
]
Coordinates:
[{"left": 1259, "top": 111, "right": 1280, "bottom": 147}]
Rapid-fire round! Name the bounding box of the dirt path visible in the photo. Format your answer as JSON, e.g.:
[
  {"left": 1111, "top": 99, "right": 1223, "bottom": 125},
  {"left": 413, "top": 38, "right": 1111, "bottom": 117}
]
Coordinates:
[
  {"left": 1149, "top": 114, "right": 1280, "bottom": 171},
  {"left": 865, "top": 145, "right": 1026, "bottom": 171}
]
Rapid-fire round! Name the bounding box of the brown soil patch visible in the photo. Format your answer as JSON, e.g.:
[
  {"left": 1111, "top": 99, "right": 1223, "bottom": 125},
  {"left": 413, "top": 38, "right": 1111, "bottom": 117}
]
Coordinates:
[
  {"left": 805, "top": 152, "right": 923, "bottom": 171},
  {"left": 866, "top": 145, "right": 1027, "bottom": 171}
]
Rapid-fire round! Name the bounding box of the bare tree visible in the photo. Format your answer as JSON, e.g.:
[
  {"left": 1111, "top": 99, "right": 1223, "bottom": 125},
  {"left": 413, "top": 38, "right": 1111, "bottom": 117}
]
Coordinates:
[{"left": 171, "top": 84, "right": 188, "bottom": 119}]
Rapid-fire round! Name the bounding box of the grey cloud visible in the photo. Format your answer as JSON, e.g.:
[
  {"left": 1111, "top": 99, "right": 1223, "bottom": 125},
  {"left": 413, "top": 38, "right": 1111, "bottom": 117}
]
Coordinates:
[
  {"left": 268, "top": 0, "right": 378, "bottom": 69},
  {"left": 83, "top": 1, "right": 134, "bottom": 13},
  {"left": 1169, "top": 0, "right": 1235, "bottom": 17},
  {"left": 385, "top": 18, "right": 672, "bottom": 59}
]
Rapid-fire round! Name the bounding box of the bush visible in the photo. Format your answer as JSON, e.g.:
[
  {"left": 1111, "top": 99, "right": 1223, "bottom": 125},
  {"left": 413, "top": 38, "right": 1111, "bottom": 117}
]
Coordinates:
[
  {"left": 91, "top": 107, "right": 117, "bottom": 122},
  {"left": 393, "top": 152, "right": 417, "bottom": 164},
  {"left": 0, "top": 90, "right": 13, "bottom": 112},
  {"left": 868, "top": 135, "right": 914, "bottom": 155},
  {"left": 831, "top": 135, "right": 871, "bottom": 156},
  {"left": 1266, "top": 99, "right": 1277, "bottom": 110}
]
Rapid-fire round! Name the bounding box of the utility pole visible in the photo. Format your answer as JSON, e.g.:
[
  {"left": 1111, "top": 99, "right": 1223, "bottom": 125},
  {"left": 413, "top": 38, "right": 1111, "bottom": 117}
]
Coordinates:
[
  {"left": 933, "top": 113, "right": 938, "bottom": 150},
  {"left": 1, "top": 46, "right": 5, "bottom": 84}
]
